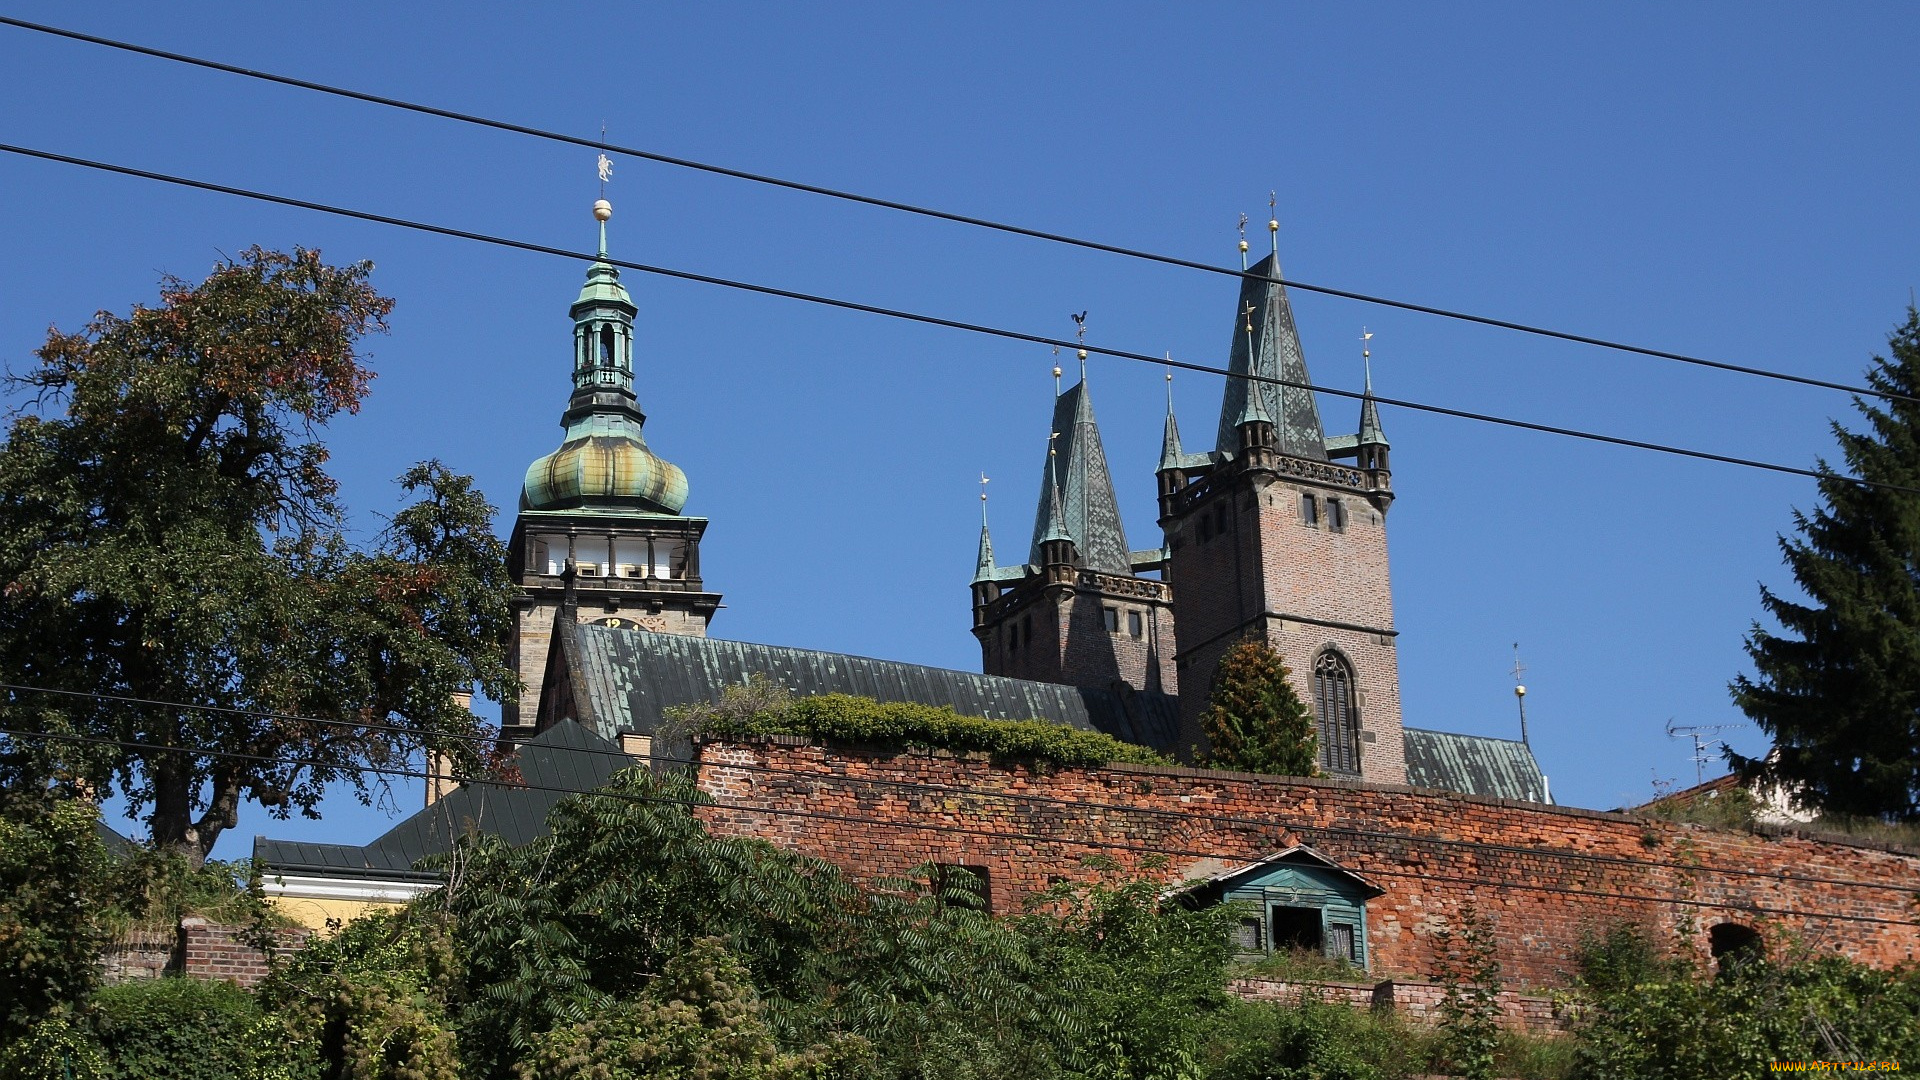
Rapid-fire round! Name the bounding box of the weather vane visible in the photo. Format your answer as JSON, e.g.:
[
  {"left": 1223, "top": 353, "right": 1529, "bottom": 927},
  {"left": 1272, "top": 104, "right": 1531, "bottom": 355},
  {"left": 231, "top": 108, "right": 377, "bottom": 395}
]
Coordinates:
[
  {"left": 597, "top": 124, "right": 613, "bottom": 193},
  {"left": 1237, "top": 213, "right": 1250, "bottom": 269},
  {"left": 979, "top": 472, "right": 991, "bottom": 524},
  {"left": 1361, "top": 327, "right": 1375, "bottom": 389}
]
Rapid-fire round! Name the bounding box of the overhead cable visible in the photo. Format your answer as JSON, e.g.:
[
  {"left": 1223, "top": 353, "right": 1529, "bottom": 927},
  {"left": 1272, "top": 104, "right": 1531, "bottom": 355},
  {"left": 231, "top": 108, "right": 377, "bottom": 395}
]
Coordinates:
[
  {"left": 0, "top": 141, "right": 1900, "bottom": 495},
  {"left": 0, "top": 13, "right": 1907, "bottom": 405}
]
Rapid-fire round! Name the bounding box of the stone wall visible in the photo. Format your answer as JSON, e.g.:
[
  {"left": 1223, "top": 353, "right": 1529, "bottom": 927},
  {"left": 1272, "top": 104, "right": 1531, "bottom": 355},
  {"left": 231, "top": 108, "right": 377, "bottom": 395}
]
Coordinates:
[
  {"left": 691, "top": 738, "right": 1920, "bottom": 988},
  {"left": 1227, "top": 977, "right": 1572, "bottom": 1035},
  {"left": 100, "top": 918, "right": 311, "bottom": 990}
]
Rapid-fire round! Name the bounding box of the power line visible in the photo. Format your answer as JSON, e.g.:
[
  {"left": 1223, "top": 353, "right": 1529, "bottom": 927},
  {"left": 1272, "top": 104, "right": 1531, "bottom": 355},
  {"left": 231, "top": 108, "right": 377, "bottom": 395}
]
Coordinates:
[
  {"left": 0, "top": 13, "right": 1905, "bottom": 406},
  {"left": 4, "top": 681, "right": 1915, "bottom": 899},
  {"left": 4, "top": 724, "right": 1912, "bottom": 930},
  {"left": 0, "top": 141, "right": 1903, "bottom": 497}
]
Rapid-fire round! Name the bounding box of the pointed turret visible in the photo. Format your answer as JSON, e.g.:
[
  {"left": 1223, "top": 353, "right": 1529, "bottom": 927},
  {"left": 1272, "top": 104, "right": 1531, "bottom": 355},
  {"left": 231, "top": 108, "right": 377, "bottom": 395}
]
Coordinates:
[
  {"left": 1159, "top": 394, "right": 1185, "bottom": 472},
  {"left": 1214, "top": 252, "right": 1327, "bottom": 462},
  {"left": 1027, "top": 375, "right": 1130, "bottom": 575},
  {"left": 972, "top": 520, "right": 997, "bottom": 585}
]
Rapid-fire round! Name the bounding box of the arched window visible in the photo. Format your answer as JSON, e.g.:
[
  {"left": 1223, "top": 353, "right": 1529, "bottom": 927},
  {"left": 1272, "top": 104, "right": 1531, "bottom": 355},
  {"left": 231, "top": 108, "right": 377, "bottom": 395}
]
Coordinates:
[
  {"left": 1313, "top": 650, "right": 1361, "bottom": 774},
  {"left": 599, "top": 325, "right": 616, "bottom": 368}
]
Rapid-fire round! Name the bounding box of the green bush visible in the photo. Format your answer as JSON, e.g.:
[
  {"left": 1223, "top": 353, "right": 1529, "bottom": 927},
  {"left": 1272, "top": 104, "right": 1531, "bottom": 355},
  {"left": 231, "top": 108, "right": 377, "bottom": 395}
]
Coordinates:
[
  {"left": 1197, "top": 996, "right": 1431, "bottom": 1080},
  {"left": 90, "top": 979, "right": 263, "bottom": 1080},
  {"left": 0, "top": 801, "right": 114, "bottom": 1039},
  {"left": 0, "top": 1017, "right": 108, "bottom": 1080},
  {"left": 676, "top": 683, "right": 1169, "bottom": 767}
]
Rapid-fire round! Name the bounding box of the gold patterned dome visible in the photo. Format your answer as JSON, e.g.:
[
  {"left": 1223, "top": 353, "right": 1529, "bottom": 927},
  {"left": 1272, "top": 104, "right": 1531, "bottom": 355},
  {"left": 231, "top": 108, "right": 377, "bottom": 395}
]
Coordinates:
[{"left": 521, "top": 411, "right": 688, "bottom": 513}]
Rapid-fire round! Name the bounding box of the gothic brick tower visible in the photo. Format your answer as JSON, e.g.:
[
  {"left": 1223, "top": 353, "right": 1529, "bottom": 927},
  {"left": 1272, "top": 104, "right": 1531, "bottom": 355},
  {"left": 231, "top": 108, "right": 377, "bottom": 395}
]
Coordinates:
[
  {"left": 1157, "top": 245, "right": 1404, "bottom": 782},
  {"left": 501, "top": 199, "right": 721, "bottom": 742},
  {"left": 972, "top": 352, "right": 1177, "bottom": 696}
]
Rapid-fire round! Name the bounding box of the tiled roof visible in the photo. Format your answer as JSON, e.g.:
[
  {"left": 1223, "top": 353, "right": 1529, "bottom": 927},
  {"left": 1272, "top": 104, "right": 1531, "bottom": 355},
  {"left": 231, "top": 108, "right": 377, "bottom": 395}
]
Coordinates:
[
  {"left": 1027, "top": 378, "right": 1131, "bottom": 574},
  {"left": 254, "top": 719, "right": 636, "bottom": 876},
  {"left": 553, "top": 621, "right": 1184, "bottom": 754},
  {"left": 1403, "top": 727, "right": 1550, "bottom": 803}
]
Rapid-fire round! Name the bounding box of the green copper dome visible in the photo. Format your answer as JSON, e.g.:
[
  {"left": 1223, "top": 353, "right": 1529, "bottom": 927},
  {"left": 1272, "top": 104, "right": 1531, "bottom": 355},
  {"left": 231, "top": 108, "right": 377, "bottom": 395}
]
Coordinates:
[{"left": 522, "top": 410, "right": 688, "bottom": 513}]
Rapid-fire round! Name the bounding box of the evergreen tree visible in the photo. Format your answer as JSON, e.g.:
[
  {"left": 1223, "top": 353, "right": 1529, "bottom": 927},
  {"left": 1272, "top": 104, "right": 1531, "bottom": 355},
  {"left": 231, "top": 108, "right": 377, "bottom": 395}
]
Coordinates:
[
  {"left": 1731, "top": 307, "right": 1920, "bottom": 822},
  {"left": 1197, "top": 639, "right": 1319, "bottom": 776}
]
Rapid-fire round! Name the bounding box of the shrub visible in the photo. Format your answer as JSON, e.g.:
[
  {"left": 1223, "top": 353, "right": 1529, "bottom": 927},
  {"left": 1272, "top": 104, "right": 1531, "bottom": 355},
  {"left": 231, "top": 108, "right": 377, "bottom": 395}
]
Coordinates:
[
  {"left": 1196, "top": 639, "right": 1319, "bottom": 777},
  {"left": 0, "top": 801, "right": 114, "bottom": 1039},
  {"left": 0, "top": 1017, "right": 108, "bottom": 1080},
  {"left": 90, "top": 978, "right": 263, "bottom": 1080}
]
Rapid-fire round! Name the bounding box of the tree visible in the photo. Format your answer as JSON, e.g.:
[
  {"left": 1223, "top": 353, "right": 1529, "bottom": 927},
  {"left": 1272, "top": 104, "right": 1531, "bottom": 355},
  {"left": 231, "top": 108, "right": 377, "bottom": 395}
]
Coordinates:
[
  {"left": 1731, "top": 306, "right": 1920, "bottom": 822},
  {"left": 0, "top": 248, "right": 518, "bottom": 863},
  {"left": 1196, "top": 639, "right": 1319, "bottom": 777}
]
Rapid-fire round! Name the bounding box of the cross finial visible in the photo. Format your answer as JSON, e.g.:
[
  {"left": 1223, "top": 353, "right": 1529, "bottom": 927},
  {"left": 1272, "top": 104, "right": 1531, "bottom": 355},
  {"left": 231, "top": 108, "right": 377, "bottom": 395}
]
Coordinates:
[
  {"left": 1237, "top": 212, "right": 1250, "bottom": 270},
  {"left": 1071, "top": 311, "right": 1089, "bottom": 382},
  {"left": 1268, "top": 190, "right": 1279, "bottom": 255},
  {"left": 1050, "top": 345, "right": 1062, "bottom": 396},
  {"left": 1511, "top": 643, "right": 1526, "bottom": 685}
]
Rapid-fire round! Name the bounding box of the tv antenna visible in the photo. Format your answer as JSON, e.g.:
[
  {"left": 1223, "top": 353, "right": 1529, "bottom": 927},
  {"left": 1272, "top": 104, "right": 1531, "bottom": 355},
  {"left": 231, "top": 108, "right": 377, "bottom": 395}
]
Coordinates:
[{"left": 1665, "top": 719, "right": 1736, "bottom": 787}]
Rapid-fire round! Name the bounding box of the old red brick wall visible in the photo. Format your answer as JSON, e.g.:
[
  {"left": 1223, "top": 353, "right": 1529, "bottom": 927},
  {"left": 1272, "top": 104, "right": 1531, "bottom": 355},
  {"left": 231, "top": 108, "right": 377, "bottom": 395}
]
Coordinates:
[
  {"left": 693, "top": 739, "right": 1920, "bottom": 989},
  {"left": 177, "top": 917, "right": 310, "bottom": 989}
]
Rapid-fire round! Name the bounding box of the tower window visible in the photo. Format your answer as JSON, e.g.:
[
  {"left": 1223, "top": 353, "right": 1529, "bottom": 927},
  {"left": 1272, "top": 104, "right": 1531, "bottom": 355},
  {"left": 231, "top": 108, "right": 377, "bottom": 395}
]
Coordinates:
[
  {"left": 1215, "top": 502, "right": 1230, "bottom": 535},
  {"left": 1313, "top": 650, "right": 1361, "bottom": 774},
  {"left": 599, "top": 325, "right": 615, "bottom": 368},
  {"left": 1128, "top": 611, "right": 1144, "bottom": 639},
  {"left": 1300, "top": 493, "right": 1319, "bottom": 526},
  {"left": 1328, "top": 498, "right": 1348, "bottom": 533},
  {"left": 1103, "top": 606, "right": 1120, "bottom": 633}
]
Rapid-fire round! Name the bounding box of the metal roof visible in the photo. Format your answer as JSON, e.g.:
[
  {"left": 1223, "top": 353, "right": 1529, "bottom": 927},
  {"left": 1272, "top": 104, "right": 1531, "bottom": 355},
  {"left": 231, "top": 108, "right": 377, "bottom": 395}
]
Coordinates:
[
  {"left": 553, "top": 621, "right": 1183, "bottom": 753},
  {"left": 1215, "top": 252, "right": 1328, "bottom": 462},
  {"left": 1026, "top": 378, "right": 1131, "bottom": 574},
  {"left": 1402, "top": 727, "right": 1549, "bottom": 803},
  {"left": 254, "top": 719, "right": 637, "bottom": 876}
]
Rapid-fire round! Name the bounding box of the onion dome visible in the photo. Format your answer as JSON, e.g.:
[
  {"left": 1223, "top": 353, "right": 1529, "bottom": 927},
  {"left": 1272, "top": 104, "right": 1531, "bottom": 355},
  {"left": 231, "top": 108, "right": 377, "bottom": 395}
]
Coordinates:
[{"left": 520, "top": 198, "right": 690, "bottom": 515}]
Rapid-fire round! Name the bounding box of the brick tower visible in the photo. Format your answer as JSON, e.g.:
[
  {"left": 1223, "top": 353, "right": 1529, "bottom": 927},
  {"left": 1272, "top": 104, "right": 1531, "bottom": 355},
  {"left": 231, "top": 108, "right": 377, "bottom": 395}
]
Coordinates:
[
  {"left": 1157, "top": 240, "right": 1404, "bottom": 782},
  {"left": 972, "top": 349, "right": 1177, "bottom": 696},
  {"left": 501, "top": 198, "right": 721, "bottom": 741}
]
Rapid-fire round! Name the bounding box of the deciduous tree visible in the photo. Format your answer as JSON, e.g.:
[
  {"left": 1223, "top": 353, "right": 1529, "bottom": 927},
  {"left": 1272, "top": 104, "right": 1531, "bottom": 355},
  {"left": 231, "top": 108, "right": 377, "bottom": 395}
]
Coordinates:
[{"left": 0, "top": 248, "right": 518, "bottom": 862}]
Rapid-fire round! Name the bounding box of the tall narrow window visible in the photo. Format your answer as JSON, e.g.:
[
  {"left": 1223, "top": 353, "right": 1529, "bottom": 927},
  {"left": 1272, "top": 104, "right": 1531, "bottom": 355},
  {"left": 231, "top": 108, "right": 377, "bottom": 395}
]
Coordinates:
[
  {"left": 1128, "top": 611, "right": 1144, "bottom": 639},
  {"left": 1328, "top": 498, "right": 1348, "bottom": 533},
  {"left": 1313, "top": 650, "right": 1361, "bottom": 774},
  {"left": 599, "top": 325, "right": 616, "bottom": 368},
  {"left": 1103, "top": 606, "right": 1120, "bottom": 633},
  {"left": 1300, "top": 493, "right": 1319, "bottom": 526}
]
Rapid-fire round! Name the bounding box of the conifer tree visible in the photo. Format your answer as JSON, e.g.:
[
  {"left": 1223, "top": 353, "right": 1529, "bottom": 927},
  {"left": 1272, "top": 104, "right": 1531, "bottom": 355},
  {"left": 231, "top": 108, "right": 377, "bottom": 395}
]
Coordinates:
[
  {"left": 1731, "top": 307, "right": 1920, "bottom": 822},
  {"left": 1197, "top": 638, "right": 1319, "bottom": 776}
]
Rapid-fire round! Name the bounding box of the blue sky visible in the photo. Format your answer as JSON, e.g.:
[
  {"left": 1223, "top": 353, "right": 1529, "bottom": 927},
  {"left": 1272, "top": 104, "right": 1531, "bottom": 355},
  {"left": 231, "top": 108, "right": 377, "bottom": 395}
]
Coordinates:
[{"left": 3, "top": 3, "right": 1917, "bottom": 858}]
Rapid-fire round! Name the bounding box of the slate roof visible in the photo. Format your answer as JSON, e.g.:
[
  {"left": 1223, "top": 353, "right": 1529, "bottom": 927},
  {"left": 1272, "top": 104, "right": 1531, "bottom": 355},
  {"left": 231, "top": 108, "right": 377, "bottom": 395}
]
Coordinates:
[
  {"left": 1215, "top": 252, "right": 1328, "bottom": 461},
  {"left": 1403, "top": 727, "right": 1549, "bottom": 803},
  {"left": 550, "top": 621, "right": 1184, "bottom": 753},
  {"left": 253, "top": 720, "right": 636, "bottom": 877},
  {"left": 1027, "top": 378, "right": 1131, "bottom": 574}
]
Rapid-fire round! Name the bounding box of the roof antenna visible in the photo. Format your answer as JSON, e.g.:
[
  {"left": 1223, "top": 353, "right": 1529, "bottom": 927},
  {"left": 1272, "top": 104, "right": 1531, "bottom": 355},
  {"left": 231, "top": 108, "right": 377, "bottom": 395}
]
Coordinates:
[
  {"left": 1237, "top": 213, "right": 1250, "bottom": 271},
  {"left": 1511, "top": 643, "right": 1529, "bottom": 746},
  {"left": 1071, "top": 311, "right": 1089, "bottom": 384}
]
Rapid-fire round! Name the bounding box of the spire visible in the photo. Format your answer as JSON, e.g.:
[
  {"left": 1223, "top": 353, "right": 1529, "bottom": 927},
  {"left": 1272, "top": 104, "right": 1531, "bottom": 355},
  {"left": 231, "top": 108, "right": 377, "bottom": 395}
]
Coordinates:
[
  {"left": 1358, "top": 328, "right": 1388, "bottom": 448},
  {"left": 1214, "top": 249, "right": 1327, "bottom": 461},
  {"left": 1028, "top": 377, "right": 1131, "bottom": 574},
  {"left": 972, "top": 474, "right": 996, "bottom": 584},
  {"left": 1158, "top": 360, "right": 1184, "bottom": 471}
]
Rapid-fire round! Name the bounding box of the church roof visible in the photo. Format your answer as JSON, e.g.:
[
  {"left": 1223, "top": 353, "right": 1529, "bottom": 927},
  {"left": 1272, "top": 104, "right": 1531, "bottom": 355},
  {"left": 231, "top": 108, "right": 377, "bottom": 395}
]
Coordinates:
[
  {"left": 548, "top": 621, "right": 1184, "bottom": 753},
  {"left": 1027, "top": 379, "right": 1131, "bottom": 574},
  {"left": 1402, "top": 727, "right": 1549, "bottom": 803},
  {"left": 1215, "top": 252, "right": 1327, "bottom": 461},
  {"left": 254, "top": 719, "right": 635, "bottom": 877}
]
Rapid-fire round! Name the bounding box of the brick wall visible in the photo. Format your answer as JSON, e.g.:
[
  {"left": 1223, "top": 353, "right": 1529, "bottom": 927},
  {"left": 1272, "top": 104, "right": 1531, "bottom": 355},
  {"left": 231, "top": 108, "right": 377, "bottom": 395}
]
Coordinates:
[
  {"left": 692, "top": 739, "right": 1920, "bottom": 989},
  {"left": 1227, "top": 976, "right": 1572, "bottom": 1035},
  {"left": 176, "top": 917, "right": 310, "bottom": 989},
  {"left": 978, "top": 574, "right": 1178, "bottom": 696}
]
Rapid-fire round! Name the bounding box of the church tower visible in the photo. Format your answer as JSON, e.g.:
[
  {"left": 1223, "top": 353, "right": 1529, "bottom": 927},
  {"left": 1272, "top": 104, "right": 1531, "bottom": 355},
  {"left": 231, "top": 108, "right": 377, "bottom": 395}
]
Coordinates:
[
  {"left": 501, "top": 198, "right": 721, "bottom": 741},
  {"left": 1157, "top": 234, "right": 1404, "bottom": 782},
  {"left": 972, "top": 344, "right": 1177, "bottom": 696}
]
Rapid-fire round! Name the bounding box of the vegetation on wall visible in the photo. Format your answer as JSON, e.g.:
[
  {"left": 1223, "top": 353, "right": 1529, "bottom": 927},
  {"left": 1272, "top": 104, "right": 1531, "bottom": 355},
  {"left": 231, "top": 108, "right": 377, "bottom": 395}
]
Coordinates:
[{"left": 666, "top": 676, "right": 1170, "bottom": 767}]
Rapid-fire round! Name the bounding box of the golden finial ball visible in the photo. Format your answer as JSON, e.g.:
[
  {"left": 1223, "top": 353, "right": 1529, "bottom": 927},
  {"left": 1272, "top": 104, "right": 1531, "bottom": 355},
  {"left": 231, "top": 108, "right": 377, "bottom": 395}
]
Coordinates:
[
  {"left": 1269, "top": 218, "right": 1279, "bottom": 232},
  {"left": 593, "top": 199, "right": 613, "bottom": 222},
  {"left": 1238, "top": 239, "right": 1249, "bottom": 253},
  {"left": 1515, "top": 685, "right": 1527, "bottom": 698},
  {"left": 1052, "top": 365, "right": 1063, "bottom": 379},
  {"left": 1076, "top": 349, "right": 1088, "bottom": 361}
]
